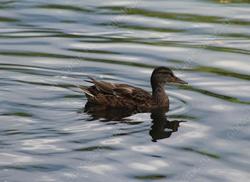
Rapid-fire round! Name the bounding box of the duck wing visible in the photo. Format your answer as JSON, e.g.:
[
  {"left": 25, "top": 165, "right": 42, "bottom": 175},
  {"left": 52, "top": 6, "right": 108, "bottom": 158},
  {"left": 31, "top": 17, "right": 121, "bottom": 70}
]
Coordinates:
[
  {"left": 114, "top": 84, "right": 151, "bottom": 102},
  {"left": 80, "top": 77, "right": 152, "bottom": 108},
  {"left": 85, "top": 76, "right": 116, "bottom": 94}
]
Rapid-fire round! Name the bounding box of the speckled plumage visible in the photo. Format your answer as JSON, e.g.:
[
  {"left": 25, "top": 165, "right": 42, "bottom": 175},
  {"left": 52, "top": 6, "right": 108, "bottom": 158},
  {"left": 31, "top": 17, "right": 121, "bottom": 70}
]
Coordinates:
[{"left": 80, "top": 67, "right": 187, "bottom": 112}]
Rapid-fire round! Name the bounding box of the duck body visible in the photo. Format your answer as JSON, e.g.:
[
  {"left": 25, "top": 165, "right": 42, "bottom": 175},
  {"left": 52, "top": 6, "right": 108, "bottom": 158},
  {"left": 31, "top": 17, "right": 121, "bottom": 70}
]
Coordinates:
[
  {"left": 80, "top": 67, "right": 187, "bottom": 113},
  {"left": 81, "top": 79, "right": 164, "bottom": 112}
]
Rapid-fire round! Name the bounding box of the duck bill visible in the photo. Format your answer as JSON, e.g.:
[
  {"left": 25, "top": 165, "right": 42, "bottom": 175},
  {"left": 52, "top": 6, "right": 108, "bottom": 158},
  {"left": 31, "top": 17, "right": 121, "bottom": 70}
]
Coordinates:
[{"left": 174, "top": 76, "right": 188, "bottom": 84}]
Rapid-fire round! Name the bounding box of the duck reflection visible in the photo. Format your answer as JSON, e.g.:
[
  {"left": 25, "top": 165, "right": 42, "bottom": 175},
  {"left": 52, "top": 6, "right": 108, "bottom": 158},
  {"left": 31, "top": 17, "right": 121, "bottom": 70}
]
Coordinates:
[
  {"left": 84, "top": 103, "right": 186, "bottom": 141},
  {"left": 84, "top": 102, "right": 136, "bottom": 121},
  {"left": 150, "top": 109, "right": 186, "bottom": 142}
]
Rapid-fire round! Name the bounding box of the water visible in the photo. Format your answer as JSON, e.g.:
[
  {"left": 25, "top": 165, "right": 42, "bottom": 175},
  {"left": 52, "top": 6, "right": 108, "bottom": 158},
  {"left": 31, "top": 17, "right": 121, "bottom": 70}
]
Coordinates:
[{"left": 0, "top": 0, "right": 250, "bottom": 181}]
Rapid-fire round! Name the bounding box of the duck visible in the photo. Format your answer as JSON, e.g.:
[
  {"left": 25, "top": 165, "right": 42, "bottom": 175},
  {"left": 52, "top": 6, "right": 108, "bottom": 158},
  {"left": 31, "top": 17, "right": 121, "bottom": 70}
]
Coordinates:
[{"left": 80, "top": 67, "right": 187, "bottom": 113}]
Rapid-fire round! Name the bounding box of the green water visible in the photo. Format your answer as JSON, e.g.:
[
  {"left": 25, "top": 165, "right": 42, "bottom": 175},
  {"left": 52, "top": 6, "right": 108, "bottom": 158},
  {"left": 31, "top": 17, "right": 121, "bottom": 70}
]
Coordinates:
[{"left": 0, "top": 0, "right": 250, "bottom": 181}]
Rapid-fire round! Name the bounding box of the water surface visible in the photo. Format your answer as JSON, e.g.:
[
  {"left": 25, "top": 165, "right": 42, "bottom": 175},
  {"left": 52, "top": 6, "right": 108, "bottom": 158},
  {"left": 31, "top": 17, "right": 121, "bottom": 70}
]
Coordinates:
[{"left": 0, "top": 0, "right": 250, "bottom": 181}]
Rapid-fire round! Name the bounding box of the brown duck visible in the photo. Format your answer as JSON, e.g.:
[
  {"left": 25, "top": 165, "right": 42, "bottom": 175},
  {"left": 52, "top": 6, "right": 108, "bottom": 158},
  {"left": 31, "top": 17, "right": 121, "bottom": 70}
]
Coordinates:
[{"left": 80, "top": 67, "right": 187, "bottom": 112}]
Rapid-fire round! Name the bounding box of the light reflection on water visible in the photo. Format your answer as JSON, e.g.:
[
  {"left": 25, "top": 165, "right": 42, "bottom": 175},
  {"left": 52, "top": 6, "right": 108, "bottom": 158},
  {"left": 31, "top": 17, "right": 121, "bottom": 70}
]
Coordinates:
[{"left": 0, "top": 0, "right": 250, "bottom": 181}]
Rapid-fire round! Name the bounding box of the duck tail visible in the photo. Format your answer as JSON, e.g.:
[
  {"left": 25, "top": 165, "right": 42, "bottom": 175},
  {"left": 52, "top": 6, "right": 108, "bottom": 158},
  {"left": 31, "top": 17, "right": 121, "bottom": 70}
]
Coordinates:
[
  {"left": 84, "top": 76, "right": 95, "bottom": 83},
  {"left": 79, "top": 85, "right": 95, "bottom": 97}
]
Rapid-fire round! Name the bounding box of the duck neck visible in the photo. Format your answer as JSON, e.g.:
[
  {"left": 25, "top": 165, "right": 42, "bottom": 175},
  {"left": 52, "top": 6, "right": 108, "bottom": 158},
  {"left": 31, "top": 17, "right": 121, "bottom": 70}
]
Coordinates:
[{"left": 152, "top": 83, "right": 169, "bottom": 107}]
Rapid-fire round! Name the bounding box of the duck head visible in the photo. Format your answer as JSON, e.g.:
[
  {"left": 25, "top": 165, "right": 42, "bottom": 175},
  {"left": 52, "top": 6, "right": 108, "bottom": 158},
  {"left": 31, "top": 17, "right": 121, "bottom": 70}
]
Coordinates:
[{"left": 151, "top": 67, "right": 187, "bottom": 89}]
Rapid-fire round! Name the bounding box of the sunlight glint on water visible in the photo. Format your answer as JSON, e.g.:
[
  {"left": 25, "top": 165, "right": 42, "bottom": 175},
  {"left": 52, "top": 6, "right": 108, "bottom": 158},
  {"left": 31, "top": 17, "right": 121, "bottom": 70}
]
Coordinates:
[{"left": 0, "top": 0, "right": 250, "bottom": 181}]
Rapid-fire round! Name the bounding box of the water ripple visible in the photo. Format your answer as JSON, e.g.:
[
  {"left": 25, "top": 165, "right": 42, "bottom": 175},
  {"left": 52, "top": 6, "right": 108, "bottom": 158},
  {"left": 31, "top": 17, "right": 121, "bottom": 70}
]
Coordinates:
[{"left": 1, "top": 0, "right": 250, "bottom": 181}]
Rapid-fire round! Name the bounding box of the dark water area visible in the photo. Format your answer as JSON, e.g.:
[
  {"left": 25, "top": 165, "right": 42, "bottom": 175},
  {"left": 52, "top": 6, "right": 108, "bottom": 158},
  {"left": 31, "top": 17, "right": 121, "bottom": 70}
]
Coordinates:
[{"left": 0, "top": 0, "right": 250, "bottom": 181}]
